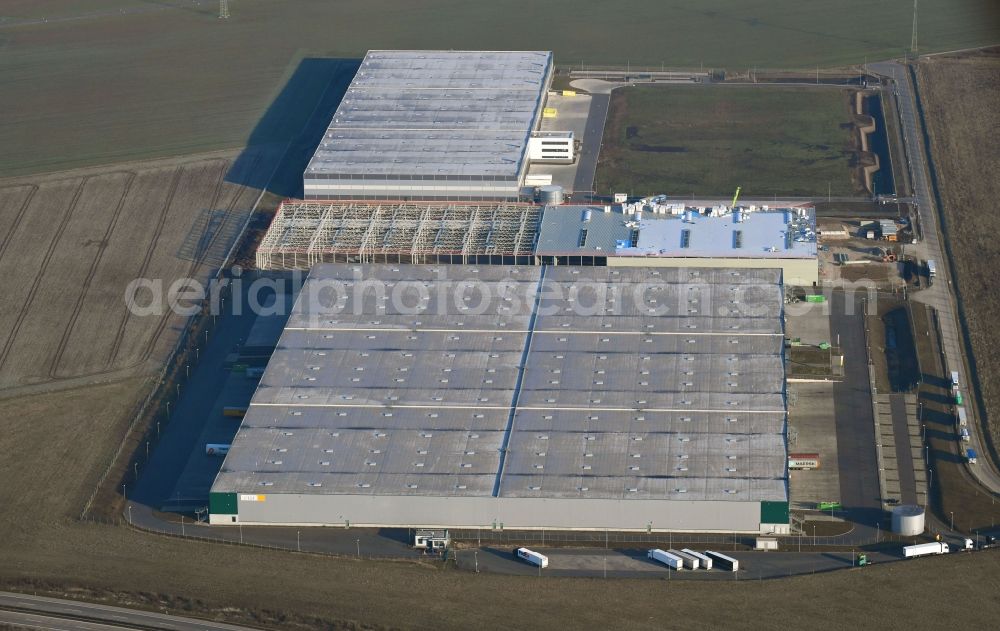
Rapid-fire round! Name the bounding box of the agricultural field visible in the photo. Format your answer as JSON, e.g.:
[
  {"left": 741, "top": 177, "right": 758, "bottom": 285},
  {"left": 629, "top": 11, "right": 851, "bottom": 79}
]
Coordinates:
[
  {"left": 595, "top": 86, "right": 862, "bottom": 197},
  {"left": 916, "top": 52, "right": 1000, "bottom": 449},
  {"left": 0, "top": 152, "right": 263, "bottom": 392},
  {"left": 1, "top": 1, "right": 998, "bottom": 178}
]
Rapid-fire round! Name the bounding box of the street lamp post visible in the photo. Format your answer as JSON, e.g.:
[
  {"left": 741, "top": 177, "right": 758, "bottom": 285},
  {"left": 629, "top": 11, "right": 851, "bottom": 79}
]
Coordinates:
[
  {"left": 356, "top": 539, "right": 360, "bottom": 559},
  {"left": 950, "top": 511, "right": 955, "bottom": 531}
]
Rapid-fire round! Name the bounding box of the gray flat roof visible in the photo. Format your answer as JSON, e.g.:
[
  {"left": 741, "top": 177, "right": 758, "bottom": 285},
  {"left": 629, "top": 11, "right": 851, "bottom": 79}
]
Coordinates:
[
  {"left": 214, "top": 264, "right": 788, "bottom": 503},
  {"left": 305, "top": 51, "right": 551, "bottom": 180},
  {"left": 536, "top": 205, "right": 817, "bottom": 259}
]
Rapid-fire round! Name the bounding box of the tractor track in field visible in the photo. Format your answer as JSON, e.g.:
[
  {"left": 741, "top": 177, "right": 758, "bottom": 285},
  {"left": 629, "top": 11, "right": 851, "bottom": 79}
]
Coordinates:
[
  {"left": 105, "top": 166, "right": 182, "bottom": 370},
  {"left": 0, "top": 177, "right": 88, "bottom": 375},
  {"left": 0, "top": 184, "right": 39, "bottom": 264},
  {"left": 48, "top": 171, "right": 137, "bottom": 380}
]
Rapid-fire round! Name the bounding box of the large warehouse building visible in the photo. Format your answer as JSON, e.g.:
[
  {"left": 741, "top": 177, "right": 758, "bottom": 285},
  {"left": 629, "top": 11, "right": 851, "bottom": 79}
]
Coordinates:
[
  {"left": 303, "top": 50, "right": 553, "bottom": 201},
  {"left": 210, "top": 264, "right": 790, "bottom": 533}
]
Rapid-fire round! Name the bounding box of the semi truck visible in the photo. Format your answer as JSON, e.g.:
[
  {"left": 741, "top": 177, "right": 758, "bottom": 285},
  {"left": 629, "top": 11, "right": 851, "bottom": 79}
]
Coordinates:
[
  {"left": 903, "top": 542, "right": 949, "bottom": 558},
  {"left": 669, "top": 549, "right": 700, "bottom": 570},
  {"left": 967, "top": 448, "right": 978, "bottom": 464},
  {"left": 704, "top": 550, "right": 739, "bottom": 571},
  {"left": 927, "top": 260, "right": 937, "bottom": 277},
  {"left": 961, "top": 427, "right": 971, "bottom": 442},
  {"left": 513, "top": 547, "right": 548, "bottom": 568},
  {"left": 647, "top": 548, "right": 684, "bottom": 570},
  {"left": 681, "top": 549, "right": 713, "bottom": 570},
  {"left": 951, "top": 371, "right": 960, "bottom": 390},
  {"left": 956, "top": 407, "right": 968, "bottom": 427}
]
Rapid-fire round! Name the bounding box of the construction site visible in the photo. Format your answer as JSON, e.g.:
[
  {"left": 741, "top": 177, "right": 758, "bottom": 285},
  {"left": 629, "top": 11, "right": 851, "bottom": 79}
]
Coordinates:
[{"left": 254, "top": 201, "right": 541, "bottom": 269}]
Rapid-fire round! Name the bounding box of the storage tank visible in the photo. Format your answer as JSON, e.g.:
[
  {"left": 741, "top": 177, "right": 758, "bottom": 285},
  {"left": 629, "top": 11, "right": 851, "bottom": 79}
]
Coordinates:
[
  {"left": 892, "top": 504, "right": 925, "bottom": 536},
  {"left": 538, "top": 185, "right": 564, "bottom": 205}
]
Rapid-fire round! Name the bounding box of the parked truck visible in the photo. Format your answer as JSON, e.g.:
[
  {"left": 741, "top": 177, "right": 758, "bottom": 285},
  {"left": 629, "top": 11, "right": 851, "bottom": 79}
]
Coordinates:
[
  {"left": 967, "top": 448, "right": 978, "bottom": 464},
  {"left": 903, "top": 542, "right": 949, "bottom": 558},
  {"left": 961, "top": 427, "right": 971, "bottom": 442},
  {"left": 648, "top": 548, "right": 684, "bottom": 570},
  {"left": 927, "top": 259, "right": 937, "bottom": 277},
  {"left": 951, "top": 371, "right": 960, "bottom": 391},
  {"left": 956, "top": 407, "right": 968, "bottom": 427},
  {"left": 513, "top": 547, "right": 548, "bottom": 568}
]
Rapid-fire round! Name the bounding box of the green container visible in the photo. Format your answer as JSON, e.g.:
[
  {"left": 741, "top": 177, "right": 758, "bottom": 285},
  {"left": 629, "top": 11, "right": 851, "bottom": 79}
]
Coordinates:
[
  {"left": 817, "top": 501, "right": 842, "bottom": 511},
  {"left": 231, "top": 363, "right": 248, "bottom": 373},
  {"left": 956, "top": 392, "right": 964, "bottom": 405},
  {"left": 805, "top": 295, "right": 826, "bottom": 303},
  {"left": 819, "top": 342, "right": 831, "bottom": 350}
]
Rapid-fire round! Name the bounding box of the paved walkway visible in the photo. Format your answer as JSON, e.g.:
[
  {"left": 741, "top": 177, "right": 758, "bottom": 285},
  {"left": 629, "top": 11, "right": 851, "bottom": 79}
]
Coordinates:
[{"left": 869, "top": 61, "right": 1000, "bottom": 496}]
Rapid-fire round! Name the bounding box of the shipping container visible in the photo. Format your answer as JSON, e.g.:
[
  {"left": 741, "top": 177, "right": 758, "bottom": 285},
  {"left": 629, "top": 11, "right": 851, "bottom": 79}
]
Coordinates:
[
  {"left": 514, "top": 547, "right": 548, "bottom": 568},
  {"left": 704, "top": 550, "right": 739, "bottom": 571},
  {"left": 647, "top": 549, "right": 684, "bottom": 570},
  {"left": 223, "top": 406, "right": 247, "bottom": 418},
  {"left": 788, "top": 453, "right": 821, "bottom": 470},
  {"left": 681, "top": 549, "right": 713, "bottom": 570}
]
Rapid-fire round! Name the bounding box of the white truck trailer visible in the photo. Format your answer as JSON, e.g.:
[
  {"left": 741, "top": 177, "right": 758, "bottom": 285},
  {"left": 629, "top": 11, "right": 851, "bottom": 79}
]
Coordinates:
[
  {"left": 681, "top": 549, "right": 713, "bottom": 570},
  {"left": 513, "top": 547, "right": 548, "bottom": 568},
  {"left": 704, "top": 550, "right": 740, "bottom": 571},
  {"left": 903, "top": 542, "right": 950, "bottom": 558},
  {"left": 669, "top": 549, "right": 700, "bottom": 570},
  {"left": 648, "top": 548, "right": 684, "bottom": 570}
]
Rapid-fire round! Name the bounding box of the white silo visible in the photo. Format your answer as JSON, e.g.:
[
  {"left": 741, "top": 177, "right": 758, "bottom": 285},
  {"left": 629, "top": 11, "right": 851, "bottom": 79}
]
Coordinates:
[{"left": 892, "top": 504, "right": 925, "bottom": 536}]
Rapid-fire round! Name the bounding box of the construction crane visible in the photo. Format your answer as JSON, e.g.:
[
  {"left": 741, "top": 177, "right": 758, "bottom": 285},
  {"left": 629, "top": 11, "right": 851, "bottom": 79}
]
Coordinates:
[{"left": 731, "top": 186, "right": 741, "bottom": 208}]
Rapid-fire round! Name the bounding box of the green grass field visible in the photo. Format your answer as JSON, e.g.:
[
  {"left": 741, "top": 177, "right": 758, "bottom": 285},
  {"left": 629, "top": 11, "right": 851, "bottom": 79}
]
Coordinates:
[
  {"left": 594, "top": 86, "right": 860, "bottom": 197},
  {"left": 0, "top": 0, "right": 997, "bottom": 177}
]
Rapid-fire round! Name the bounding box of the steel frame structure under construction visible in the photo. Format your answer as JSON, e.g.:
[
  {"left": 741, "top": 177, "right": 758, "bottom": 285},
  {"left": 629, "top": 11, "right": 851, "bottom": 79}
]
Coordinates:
[{"left": 256, "top": 201, "right": 542, "bottom": 270}]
